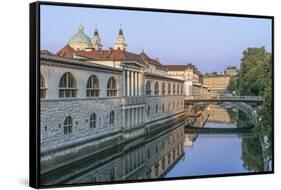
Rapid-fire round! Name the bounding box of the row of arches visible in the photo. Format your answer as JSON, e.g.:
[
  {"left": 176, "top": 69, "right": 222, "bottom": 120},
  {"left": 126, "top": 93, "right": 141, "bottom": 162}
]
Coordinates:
[
  {"left": 40, "top": 72, "right": 117, "bottom": 98},
  {"left": 145, "top": 81, "right": 183, "bottom": 96},
  {"left": 62, "top": 111, "right": 115, "bottom": 135}
]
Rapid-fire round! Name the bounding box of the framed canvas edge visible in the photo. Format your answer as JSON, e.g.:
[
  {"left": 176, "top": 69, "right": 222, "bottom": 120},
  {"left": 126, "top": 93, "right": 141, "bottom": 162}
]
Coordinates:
[{"left": 29, "top": 1, "right": 275, "bottom": 189}]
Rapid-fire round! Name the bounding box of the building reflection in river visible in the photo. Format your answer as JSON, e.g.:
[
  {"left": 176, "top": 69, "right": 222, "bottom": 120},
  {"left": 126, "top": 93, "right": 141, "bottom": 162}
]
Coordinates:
[{"left": 42, "top": 125, "right": 185, "bottom": 185}]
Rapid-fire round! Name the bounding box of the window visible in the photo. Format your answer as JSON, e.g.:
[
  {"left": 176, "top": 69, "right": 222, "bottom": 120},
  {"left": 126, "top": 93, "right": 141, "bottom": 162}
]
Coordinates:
[
  {"left": 59, "top": 72, "right": 77, "bottom": 98},
  {"left": 63, "top": 116, "right": 73, "bottom": 134},
  {"left": 162, "top": 104, "right": 165, "bottom": 112},
  {"left": 162, "top": 83, "right": 165, "bottom": 95},
  {"left": 145, "top": 81, "right": 151, "bottom": 95},
  {"left": 177, "top": 84, "right": 179, "bottom": 95},
  {"left": 154, "top": 82, "right": 159, "bottom": 95},
  {"left": 147, "top": 106, "right": 150, "bottom": 116},
  {"left": 107, "top": 77, "right": 117, "bottom": 96},
  {"left": 40, "top": 73, "right": 47, "bottom": 99},
  {"left": 109, "top": 111, "right": 115, "bottom": 124},
  {"left": 173, "top": 84, "right": 176, "bottom": 94},
  {"left": 168, "top": 83, "right": 171, "bottom": 95},
  {"left": 87, "top": 75, "right": 99, "bottom": 97},
  {"left": 90, "top": 113, "right": 97, "bottom": 128}
]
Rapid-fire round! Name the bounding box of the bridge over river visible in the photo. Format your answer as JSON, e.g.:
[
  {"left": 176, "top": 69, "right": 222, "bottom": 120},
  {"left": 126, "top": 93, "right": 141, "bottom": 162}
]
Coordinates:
[{"left": 185, "top": 96, "right": 264, "bottom": 103}]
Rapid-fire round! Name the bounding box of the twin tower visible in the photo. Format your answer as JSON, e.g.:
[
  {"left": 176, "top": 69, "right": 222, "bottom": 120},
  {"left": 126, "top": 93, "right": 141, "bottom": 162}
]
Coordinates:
[{"left": 68, "top": 24, "right": 127, "bottom": 51}]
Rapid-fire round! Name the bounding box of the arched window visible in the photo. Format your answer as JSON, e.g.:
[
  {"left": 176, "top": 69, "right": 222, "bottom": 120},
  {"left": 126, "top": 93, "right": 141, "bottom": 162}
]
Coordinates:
[
  {"left": 147, "top": 106, "right": 150, "bottom": 116},
  {"left": 168, "top": 83, "right": 171, "bottom": 95},
  {"left": 87, "top": 75, "right": 99, "bottom": 97},
  {"left": 162, "top": 83, "right": 165, "bottom": 95},
  {"left": 107, "top": 77, "right": 117, "bottom": 96},
  {"left": 59, "top": 72, "right": 77, "bottom": 98},
  {"left": 154, "top": 82, "right": 159, "bottom": 95},
  {"left": 155, "top": 104, "right": 158, "bottom": 114},
  {"left": 177, "top": 84, "right": 180, "bottom": 95},
  {"left": 63, "top": 116, "right": 73, "bottom": 134},
  {"left": 40, "top": 73, "right": 47, "bottom": 99},
  {"left": 90, "top": 113, "right": 97, "bottom": 128},
  {"left": 109, "top": 111, "right": 115, "bottom": 124},
  {"left": 145, "top": 81, "right": 151, "bottom": 95},
  {"left": 173, "top": 84, "right": 176, "bottom": 95}
]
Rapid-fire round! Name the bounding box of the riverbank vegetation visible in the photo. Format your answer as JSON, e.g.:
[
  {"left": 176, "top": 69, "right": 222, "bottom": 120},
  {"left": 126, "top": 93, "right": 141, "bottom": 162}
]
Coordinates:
[{"left": 228, "top": 47, "right": 273, "bottom": 171}]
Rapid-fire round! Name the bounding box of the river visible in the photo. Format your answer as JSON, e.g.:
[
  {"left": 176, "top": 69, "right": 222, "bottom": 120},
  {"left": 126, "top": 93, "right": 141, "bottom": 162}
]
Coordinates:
[
  {"left": 165, "top": 103, "right": 272, "bottom": 178},
  {"left": 42, "top": 103, "right": 272, "bottom": 185}
]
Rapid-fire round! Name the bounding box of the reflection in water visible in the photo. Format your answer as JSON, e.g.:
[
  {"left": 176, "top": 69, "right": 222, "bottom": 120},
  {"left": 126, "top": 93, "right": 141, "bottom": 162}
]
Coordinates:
[
  {"left": 42, "top": 125, "right": 185, "bottom": 185},
  {"left": 43, "top": 103, "right": 272, "bottom": 185},
  {"left": 165, "top": 103, "right": 272, "bottom": 178}
]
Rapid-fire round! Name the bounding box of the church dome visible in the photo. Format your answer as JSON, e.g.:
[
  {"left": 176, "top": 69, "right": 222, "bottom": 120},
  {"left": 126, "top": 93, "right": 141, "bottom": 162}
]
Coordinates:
[{"left": 68, "top": 25, "right": 92, "bottom": 50}]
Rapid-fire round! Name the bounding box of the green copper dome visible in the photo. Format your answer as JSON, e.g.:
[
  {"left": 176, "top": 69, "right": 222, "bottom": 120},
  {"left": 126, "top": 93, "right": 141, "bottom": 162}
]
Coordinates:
[{"left": 68, "top": 25, "right": 92, "bottom": 46}]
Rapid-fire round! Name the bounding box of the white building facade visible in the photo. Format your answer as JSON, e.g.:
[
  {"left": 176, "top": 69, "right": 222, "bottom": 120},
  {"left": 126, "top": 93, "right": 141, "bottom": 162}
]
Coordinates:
[{"left": 40, "top": 25, "right": 186, "bottom": 175}]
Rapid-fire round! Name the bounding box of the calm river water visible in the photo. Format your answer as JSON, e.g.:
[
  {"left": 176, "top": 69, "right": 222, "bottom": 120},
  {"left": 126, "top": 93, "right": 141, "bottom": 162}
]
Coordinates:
[{"left": 165, "top": 103, "right": 272, "bottom": 178}]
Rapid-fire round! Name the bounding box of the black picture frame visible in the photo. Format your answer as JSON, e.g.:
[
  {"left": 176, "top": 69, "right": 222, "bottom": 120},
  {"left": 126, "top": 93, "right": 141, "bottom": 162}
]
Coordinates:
[{"left": 30, "top": 1, "right": 274, "bottom": 188}]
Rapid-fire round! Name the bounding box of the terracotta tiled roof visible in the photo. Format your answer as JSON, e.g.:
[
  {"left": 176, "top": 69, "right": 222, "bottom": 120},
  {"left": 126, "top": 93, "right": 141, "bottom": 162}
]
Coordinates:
[
  {"left": 76, "top": 49, "right": 146, "bottom": 64},
  {"left": 139, "top": 52, "right": 163, "bottom": 69},
  {"left": 55, "top": 44, "right": 76, "bottom": 59},
  {"left": 55, "top": 45, "right": 165, "bottom": 69}
]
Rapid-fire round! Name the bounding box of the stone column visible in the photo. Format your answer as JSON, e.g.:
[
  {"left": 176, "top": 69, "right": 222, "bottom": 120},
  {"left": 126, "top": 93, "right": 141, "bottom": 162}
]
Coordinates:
[
  {"left": 134, "top": 72, "right": 138, "bottom": 96},
  {"left": 123, "top": 70, "right": 126, "bottom": 96},
  {"left": 127, "top": 70, "right": 130, "bottom": 96},
  {"left": 130, "top": 71, "right": 134, "bottom": 96},
  {"left": 138, "top": 72, "right": 140, "bottom": 96}
]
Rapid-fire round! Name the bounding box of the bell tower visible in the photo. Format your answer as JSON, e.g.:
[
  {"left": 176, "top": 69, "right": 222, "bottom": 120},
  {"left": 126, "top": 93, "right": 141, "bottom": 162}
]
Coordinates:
[
  {"left": 114, "top": 25, "right": 127, "bottom": 51},
  {"left": 92, "top": 26, "right": 102, "bottom": 50}
]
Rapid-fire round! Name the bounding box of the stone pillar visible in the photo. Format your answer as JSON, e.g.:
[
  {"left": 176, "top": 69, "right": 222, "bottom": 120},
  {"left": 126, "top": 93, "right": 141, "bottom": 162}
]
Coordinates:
[
  {"left": 136, "top": 72, "right": 139, "bottom": 96},
  {"left": 127, "top": 70, "right": 130, "bottom": 96},
  {"left": 138, "top": 72, "right": 141, "bottom": 96},
  {"left": 134, "top": 72, "right": 138, "bottom": 96},
  {"left": 130, "top": 71, "right": 134, "bottom": 96},
  {"left": 123, "top": 70, "right": 126, "bottom": 97}
]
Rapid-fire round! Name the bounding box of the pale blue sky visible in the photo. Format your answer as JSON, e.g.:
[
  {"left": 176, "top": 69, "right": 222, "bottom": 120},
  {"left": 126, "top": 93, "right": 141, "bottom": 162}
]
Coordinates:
[{"left": 40, "top": 5, "right": 272, "bottom": 73}]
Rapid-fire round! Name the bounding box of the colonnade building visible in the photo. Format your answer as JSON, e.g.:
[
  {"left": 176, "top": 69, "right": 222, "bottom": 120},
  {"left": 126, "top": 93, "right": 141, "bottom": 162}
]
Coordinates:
[{"left": 40, "top": 25, "right": 186, "bottom": 175}]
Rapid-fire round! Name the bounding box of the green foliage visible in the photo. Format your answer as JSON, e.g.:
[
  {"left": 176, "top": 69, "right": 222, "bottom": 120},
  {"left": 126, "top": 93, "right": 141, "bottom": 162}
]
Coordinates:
[{"left": 228, "top": 47, "right": 273, "bottom": 171}]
